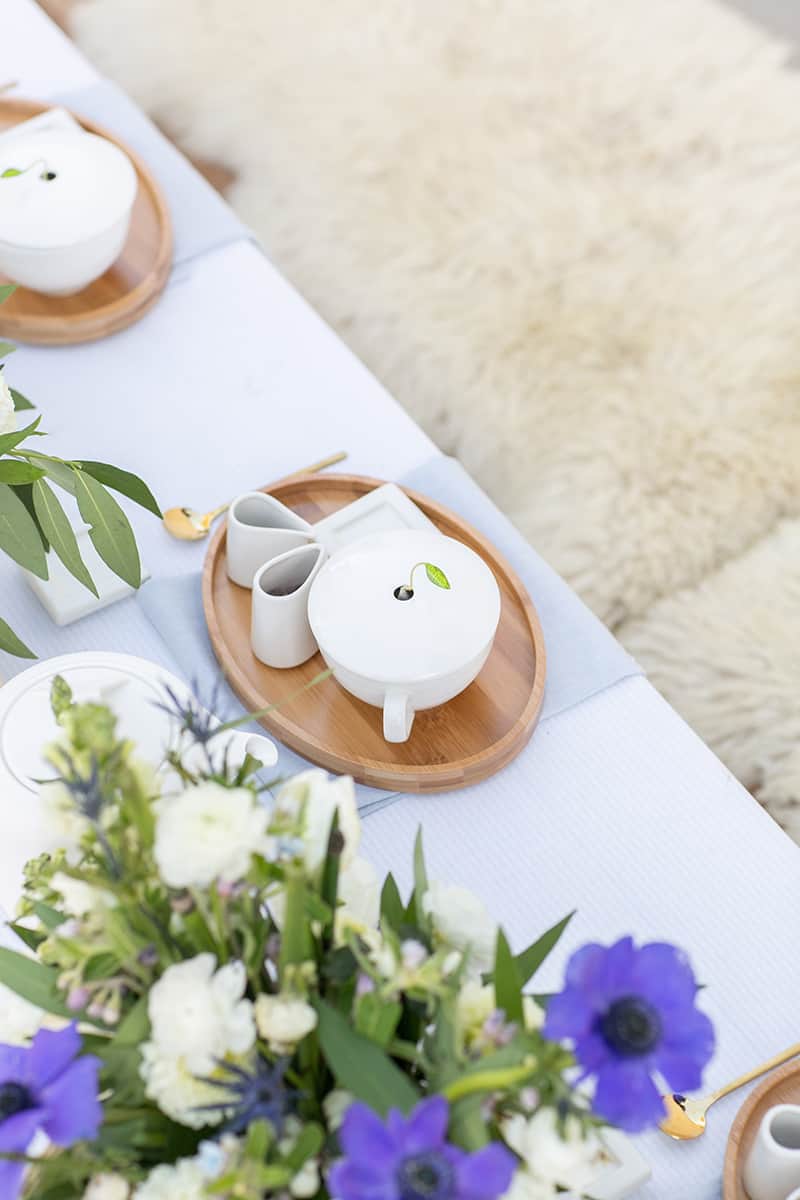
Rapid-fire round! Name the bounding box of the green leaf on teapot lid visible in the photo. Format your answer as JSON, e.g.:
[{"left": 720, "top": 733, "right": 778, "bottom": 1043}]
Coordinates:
[
  {"left": 1, "top": 168, "right": 23, "bottom": 178},
  {"left": 424, "top": 563, "right": 451, "bottom": 589}
]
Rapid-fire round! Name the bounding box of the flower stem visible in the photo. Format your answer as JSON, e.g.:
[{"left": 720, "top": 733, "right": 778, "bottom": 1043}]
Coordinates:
[{"left": 441, "top": 1058, "right": 538, "bottom": 1102}]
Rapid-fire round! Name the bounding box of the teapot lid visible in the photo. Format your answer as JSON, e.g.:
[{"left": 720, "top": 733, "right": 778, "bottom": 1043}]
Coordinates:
[
  {"left": 307, "top": 530, "right": 501, "bottom": 685},
  {"left": 0, "top": 133, "right": 137, "bottom": 249}
]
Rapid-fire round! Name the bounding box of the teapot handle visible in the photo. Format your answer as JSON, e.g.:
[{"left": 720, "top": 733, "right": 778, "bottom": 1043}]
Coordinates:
[{"left": 383, "top": 690, "right": 414, "bottom": 743}]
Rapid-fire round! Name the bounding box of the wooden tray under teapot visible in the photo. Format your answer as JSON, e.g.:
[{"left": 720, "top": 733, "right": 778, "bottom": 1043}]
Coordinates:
[{"left": 202, "top": 472, "right": 546, "bottom": 793}]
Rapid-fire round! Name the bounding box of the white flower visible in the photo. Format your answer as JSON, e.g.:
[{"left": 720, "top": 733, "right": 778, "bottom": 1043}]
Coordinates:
[
  {"left": 423, "top": 880, "right": 497, "bottom": 974},
  {"left": 323, "top": 1088, "right": 353, "bottom": 1131},
  {"left": 84, "top": 1174, "right": 130, "bottom": 1200},
  {"left": 336, "top": 856, "right": 380, "bottom": 934},
  {"left": 0, "top": 372, "right": 16, "bottom": 436},
  {"left": 255, "top": 992, "right": 317, "bottom": 1053},
  {"left": 141, "top": 955, "right": 255, "bottom": 1126},
  {"left": 457, "top": 979, "right": 496, "bottom": 1041},
  {"left": 134, "top": 1159, "right": 209, "bottom": 1200},
  {"left": 0, "top": 981, "right": 43, "bottom": 1045},
  {"left": 502, "top": 1109, "right": 602, "bottom": 1199},
  {"left": 273, "top": 770, "right": 360, "bottom": 872},
  {"left": 155, "top": 782, "right": 268, "bottom": 888},
  {"left": 290, "top": 1159, "right": 320, "bottom": 1198},
  {"left": 50, "top": 872, "right": 117, "bottom": 918},
  {"left": 39, "top": 780, "right": 89, "bottom": 860}
]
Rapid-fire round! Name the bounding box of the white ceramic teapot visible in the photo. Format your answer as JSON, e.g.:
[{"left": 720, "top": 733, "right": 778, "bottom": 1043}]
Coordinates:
[
  {"left": 307, "top": 529, "right": 501, "bottom": 742},
  {"left": 0, "top": 132, "right": 137, "bottom": 294}
]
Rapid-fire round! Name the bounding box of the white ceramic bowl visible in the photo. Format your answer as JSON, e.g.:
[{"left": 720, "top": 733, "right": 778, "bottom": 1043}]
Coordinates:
[
  {"left": 307, "top": 529, "right": 501, "bottom": 742},
  {"left": 0, "top": 132, "right": 138, "bottom": 295}
]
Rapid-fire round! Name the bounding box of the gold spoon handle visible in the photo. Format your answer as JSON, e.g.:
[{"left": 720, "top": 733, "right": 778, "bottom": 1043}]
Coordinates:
[
  {"left": 202, "top": 452, "right": 347, "bottom": 527},
  {"left": 708, "top": 1042, "right": 800, "bottom": 1105}
]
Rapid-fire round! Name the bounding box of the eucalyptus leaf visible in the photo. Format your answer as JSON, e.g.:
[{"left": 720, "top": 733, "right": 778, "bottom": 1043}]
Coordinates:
[
  {"left": 425, "top": 562, "right": 451, "bottom": 589},
  {"left": 0, "top": 947, "right": 74, "bottom": 1017},
  {"left": 13, "top": 481, "right": 49, "bottom": 552},
  {"left": 10, "top": 386, "right": 34, "bottom": 411},
  {"left": 0, "top": 341, "right": 16, "bottom": 360},
  {"left": 74, "top": 470, "right": 141, "bottom": 588},
  {"left": 314, "top": 997, "right": 419, "bottom": 1115},
  {"left": 410, "top": 827, "right": 430, "bottom": 932},
  {"left": 33, "top": 478, "right": 98, "bottom": 596},
  {"left": 0, "top": 482, "right": 48, "bottom": 578},
  {"left": 0, "top": 460, "right": 45, "bottom": 484},
  {"left": 0, "top": 283, "right": 16, "bottom": 303},
  {"left": 0, "top": 415, "right": 42, "bottom": 455},
  {"left": 0, "top": 616, "right": 35, "bottom": 658},
  {"left": 77, "top": 460, "right": 162, "bottom": 518}
]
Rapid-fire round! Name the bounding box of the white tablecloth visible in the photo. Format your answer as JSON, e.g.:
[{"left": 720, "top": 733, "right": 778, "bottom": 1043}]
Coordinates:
[{"left": 4, "top": 5, "right": 800, "bottom": 1197}]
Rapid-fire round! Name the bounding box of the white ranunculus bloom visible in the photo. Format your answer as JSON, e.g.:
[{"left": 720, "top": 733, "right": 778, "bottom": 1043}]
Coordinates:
[
  {"left": 141, "top": 955, "right": 255, "bottom": 1126},
  {"left": 502, "top": 1109, "right": 602, "bottom": 1199},
  {"left": 154, "top": 782, "right": 269, "bottom": 888},
  {"left": 50, "top": 871, "right": 118, "bottom": 918},
  {"left": 0, "top": 981, "right": 43, "bottom": 1045},
  {"left": 255, "top": 993, "right": 318, "bottom": 1053},
  {"left": 336, "top": 856, "right": 380, "bottom": 933},
  {"left": 423, "top": 880, "right": 498, "bottom": 974},
  {"left": 39, "top": 780, "right": 89, "bottom": 860},
  {"left": 273, "top": 770, "right": 360, "bottom": 872},
  {"left": 84, "top": 1174, "right": 130, "bottom": 1200},
  {"left": 0, "top": 372, "right": 16, "bottom": 436},
  {"left": 134, "top": 1159, "right": 209, "bottom": 1200}
]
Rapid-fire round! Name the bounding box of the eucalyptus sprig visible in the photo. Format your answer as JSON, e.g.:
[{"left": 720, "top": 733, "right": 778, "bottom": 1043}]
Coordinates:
[{"left": 0, "top": 285, "right": 160, "bottom": 658}]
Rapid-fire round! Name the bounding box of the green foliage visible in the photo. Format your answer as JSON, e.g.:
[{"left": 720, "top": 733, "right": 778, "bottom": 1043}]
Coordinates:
[{"left": 0, "top": 286, "right": 160, "bottom": 654}]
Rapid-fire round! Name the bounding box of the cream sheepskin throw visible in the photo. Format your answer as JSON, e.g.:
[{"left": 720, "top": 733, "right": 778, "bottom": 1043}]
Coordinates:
[{"left": 71, "top": 0, "right": 800, "bottom": 823}]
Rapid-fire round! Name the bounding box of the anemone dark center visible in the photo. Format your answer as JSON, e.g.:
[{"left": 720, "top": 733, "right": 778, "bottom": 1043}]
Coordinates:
[
  {"left": 599, "top": 995, "right": 662, "bottom": 1057},
  {"left": 397, "top": 1153, "right": 455, "bottom": 1200},
  {"left": 0, "top": 1082, "right": 35, "bottom": 1120}
]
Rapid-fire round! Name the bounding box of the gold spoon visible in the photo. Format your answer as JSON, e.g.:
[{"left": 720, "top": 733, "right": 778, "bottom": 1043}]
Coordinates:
[
  {"left": 661, "top": 1042, "right": 800, "bottom": 1139},
  {"left": 163, "top": 451, "right": 348, "bottom": 541}
]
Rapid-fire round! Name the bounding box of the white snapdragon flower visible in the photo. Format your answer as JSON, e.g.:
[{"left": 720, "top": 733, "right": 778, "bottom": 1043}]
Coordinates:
[
  {"left": 501, "top": 1109, "right": 602, "bottom": 1200},
  {"left": 290, "top": 1159, "right": 320, "bottom": 1198},
  {"left": 255, "top": 992, "right": 318, "bottom": 1053},
  {"left": 134, "top": 1159, "right": 209, "bottom": 1200},
  {"left": 273, "top": 770, "right": 360, "bottom": 872},
  {"left": 423, "top": 880, "right": 497, "bottom": 974},
  {"left": 50, "top": 872, "right": 118, "bottom": 918},
  {"left": 0, "top": 981, "right": 43, "bottom": 1045},
  {"left": 0, "top": 372, "right": 16, "bottom": 436},
  {"left": 84, "top": 1174, "right": 130, "bottom": 1200},
  {"left": 336, "top": 856, "right": 380, "bottom": 935},
  {"left": 154, "top": 782, "right": 268, "bottom": 888},
  {"left": 140, "top": 955, "right": 255, "bottom": 1127},
  {"left": 322, "top": 1088, "right": 353, "bottom": 1132}
]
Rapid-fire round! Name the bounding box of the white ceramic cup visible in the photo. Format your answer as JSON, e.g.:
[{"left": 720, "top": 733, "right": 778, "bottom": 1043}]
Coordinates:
[
  {"left": 742, "top": 1104, "right": 800, "bottom": 1200},
  {"left": 226, "top": 492, "right": 314, "bottom": 589},
  {"left": 251, "top": 543, "right": 328, "bottom": 669}
]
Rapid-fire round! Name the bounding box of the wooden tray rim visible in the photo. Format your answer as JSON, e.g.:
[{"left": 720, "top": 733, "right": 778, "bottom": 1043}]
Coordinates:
[
  {"left": 0, "top": 97, "right": 173, "bottom": 344},
  {"left": 202, "top": 471, "right": 547, "bottom": 788},
  {"left": 723, "top": 1057, "right": 800, "bottom": 1197}
]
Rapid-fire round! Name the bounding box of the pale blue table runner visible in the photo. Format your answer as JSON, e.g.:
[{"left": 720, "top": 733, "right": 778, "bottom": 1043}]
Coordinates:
[
  {"left": 55, "top": 79, "right": 255, "bottom": 270},
  {"left": 138, "top": 455, "right": 641, "bottom": 815}
]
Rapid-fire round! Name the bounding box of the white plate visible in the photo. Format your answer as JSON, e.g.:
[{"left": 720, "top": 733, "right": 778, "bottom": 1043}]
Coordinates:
[
  {"left": 0, "top": 652, "right": 277, "bottom": 914},
  {"left": 313, "top": 483, "right": 436, "bottom": 554}
]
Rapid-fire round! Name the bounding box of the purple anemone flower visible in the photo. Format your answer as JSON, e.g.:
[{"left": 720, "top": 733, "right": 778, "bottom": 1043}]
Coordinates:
[
  {"left": 543, "top": 936, "right": 715, "bottom": 1132},
  {"left": 328, "top": 1096, "right": 515, "bottom": 1200},
  {"left": 0, "top": 1023, "right": 102, "bottom": 1199}
]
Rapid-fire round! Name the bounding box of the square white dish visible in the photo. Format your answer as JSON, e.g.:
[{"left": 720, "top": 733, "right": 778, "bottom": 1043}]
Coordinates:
[
  {"left": 313, "top": 482, "right": 436, "bottom": 554},
  {"left": 22, "top": 526, "right": 151, "bottom": 626},
  {"left": 0, "top": 106, "right": 83, "bottom": 148}
]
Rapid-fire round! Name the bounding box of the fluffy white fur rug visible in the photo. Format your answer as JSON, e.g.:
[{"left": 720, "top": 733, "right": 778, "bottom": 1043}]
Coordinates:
[{"left": 71, "top": 0, "right": 800, "bottom": 824}]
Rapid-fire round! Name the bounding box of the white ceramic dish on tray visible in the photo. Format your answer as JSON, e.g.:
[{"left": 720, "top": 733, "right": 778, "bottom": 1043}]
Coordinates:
[{"left": 308, "top": 528, "right": 501, "bottom": 742}]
